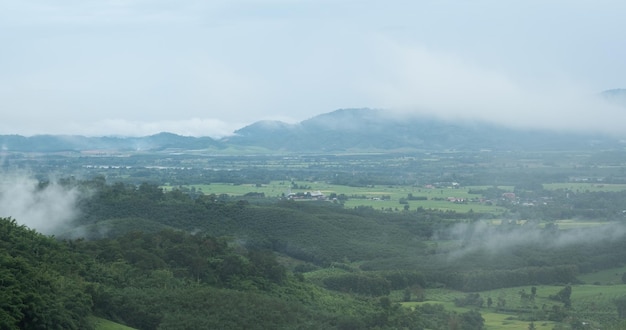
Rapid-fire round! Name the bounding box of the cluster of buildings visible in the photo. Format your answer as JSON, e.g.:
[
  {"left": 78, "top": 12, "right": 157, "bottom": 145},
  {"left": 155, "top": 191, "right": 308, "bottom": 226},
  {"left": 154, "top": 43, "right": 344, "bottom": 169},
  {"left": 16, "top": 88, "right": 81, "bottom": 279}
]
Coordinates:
[{"left": 285, "top": 190, "right": 326, "bottom": 200}]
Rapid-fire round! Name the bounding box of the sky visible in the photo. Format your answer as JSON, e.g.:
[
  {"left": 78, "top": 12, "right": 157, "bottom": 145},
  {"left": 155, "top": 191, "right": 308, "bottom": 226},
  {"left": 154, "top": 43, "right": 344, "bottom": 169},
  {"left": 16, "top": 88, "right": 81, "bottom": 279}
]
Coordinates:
[{"left": 1, "top": 0, "right": 625, "bottom": 138}]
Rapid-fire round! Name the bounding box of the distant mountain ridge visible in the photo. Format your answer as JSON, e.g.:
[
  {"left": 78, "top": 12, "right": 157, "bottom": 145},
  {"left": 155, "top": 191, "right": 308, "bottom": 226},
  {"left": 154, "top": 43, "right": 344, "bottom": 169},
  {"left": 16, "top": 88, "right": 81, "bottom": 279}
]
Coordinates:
[
  {"left": 601, "top": 89, "right": 626, "bottom": 107},
  {"left": 0, "top": 132, "right": 221, "bottom": 153},
  {"left": 228, "top": 108, "right": 621, "bottom": 152},
  {"left": 1, "top": 108, "right": 623, "bottom": 153}
]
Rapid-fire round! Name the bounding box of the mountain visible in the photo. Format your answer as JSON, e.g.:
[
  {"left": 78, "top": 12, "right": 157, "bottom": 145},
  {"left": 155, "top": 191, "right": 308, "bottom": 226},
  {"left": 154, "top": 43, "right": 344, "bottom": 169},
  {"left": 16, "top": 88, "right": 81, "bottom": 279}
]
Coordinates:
[
  {"left": 1, "top": 108, "right": 623, "bottom": 153},
  {"left": 228, "top": 108, "right": 621, "bottom": 152},
  {"left": 601, "top": 88, "right": 626, "bottom": 107},
  {"left": 0, "top": 132, "right": 222, "bottom": 153}
]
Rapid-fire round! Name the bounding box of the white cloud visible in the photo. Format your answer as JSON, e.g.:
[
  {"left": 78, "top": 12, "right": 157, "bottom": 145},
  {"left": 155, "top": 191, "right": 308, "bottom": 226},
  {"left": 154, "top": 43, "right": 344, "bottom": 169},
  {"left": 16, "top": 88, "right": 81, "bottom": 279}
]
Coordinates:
[
  {"left": 362, "top": 38, "right": 626, "bottom": 135},
  {"left": 1, "top": 1, "right": 626, "bottom": 136},
  {"left": 444, "top": 220, "right": 626, "bottom": 261},
  {"left": 0, "top": 172, "right": 83, "bottom": 235},
  {"left": 75, "top": 118, "right": 244, "bottom": 138}
]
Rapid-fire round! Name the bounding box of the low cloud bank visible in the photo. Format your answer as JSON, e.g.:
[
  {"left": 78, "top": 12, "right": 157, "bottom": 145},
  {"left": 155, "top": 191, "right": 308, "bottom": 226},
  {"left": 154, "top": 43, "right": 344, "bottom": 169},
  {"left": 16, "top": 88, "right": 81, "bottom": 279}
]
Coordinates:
[
  {"left": 63, "top": 118, "right": 244, "bottom": 139},
  {"left": 0, "top": 172, "right": 83, "bottom": 235},
  {"left": 442, "top": 220, "right": 626, "bottom": 260},
  {"left": 367, "top": 39, "right": 626, "bottom": 136}
]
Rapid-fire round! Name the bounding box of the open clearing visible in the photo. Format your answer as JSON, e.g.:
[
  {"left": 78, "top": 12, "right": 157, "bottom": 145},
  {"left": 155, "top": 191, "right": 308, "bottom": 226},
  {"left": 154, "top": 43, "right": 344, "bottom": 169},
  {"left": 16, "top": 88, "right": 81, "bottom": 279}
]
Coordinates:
[
  {"left": 169, "top": 181, "right": 507, "bottom": 214},
  {"left": 90, "top": 317, "right": 136, "bottom": 330},
  {"left": 399, "top": 282, "right": 626, "bottom": 329}
]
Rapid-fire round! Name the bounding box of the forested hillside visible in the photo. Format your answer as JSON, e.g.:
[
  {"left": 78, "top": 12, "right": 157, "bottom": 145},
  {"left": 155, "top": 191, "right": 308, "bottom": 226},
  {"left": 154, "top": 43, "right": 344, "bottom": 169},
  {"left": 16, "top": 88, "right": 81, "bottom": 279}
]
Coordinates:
[
  {"left": 0, "top": 218, "right": 92, "bottom": 329},
  {"left": 0, "top": 178, "right": 489, "bottom": 329},
  {"left": 4, "top": 177, "right": 626, "bottom": 328}
]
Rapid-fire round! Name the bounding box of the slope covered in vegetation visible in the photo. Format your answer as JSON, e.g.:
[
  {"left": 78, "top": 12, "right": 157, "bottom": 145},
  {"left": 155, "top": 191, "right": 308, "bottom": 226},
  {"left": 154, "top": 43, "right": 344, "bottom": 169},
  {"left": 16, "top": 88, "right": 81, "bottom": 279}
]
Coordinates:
[
  {"left": 4, "top": 177, "right": 626, "bottom": 328},
  {"left": 1, "top": 188, "right": 482, "bottom": 330}
]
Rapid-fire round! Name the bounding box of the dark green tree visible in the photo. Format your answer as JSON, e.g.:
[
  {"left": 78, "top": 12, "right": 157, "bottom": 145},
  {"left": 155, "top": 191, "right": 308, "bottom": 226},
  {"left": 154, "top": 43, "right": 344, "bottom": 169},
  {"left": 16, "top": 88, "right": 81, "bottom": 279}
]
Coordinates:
[
  {"left": 615, "top": 296, "right": 626, "bottom": 319},
  {"left": 550, "top": 285, "right": 572, "bottom": 308},
  {"left": 459, "top": 310, "right": 485, "bottom": 330},
  {"left": 402, "top": 288, "right": 411, "bottom": 302}
]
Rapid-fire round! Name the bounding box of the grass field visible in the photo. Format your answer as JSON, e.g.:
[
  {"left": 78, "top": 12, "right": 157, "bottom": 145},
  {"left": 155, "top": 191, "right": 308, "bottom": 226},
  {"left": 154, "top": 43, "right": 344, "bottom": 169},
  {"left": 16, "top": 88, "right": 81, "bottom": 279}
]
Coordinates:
[
  {"left": 551, "top": 219, "right": 613, "bottom": 229},
  {"left": 402, "top": 299, "right": 552, "bottom": 330},
  {"left": 397, "top": 281, "right": 626, "bottom": 329},
  {"left": 480, "top": 312, "right": 555, "bottom": 330},
  {"left": 168, "top": 181, "right": 507, "bottom": 214},
  {"left": 90, "top": 316, "right": 136, "bottom": 330}
]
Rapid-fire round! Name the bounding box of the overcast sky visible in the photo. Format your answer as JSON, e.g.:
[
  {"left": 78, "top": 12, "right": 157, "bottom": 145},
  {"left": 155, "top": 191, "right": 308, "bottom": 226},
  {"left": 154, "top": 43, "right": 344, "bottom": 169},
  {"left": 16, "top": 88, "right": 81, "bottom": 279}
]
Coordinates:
[{"left": 1, "top": 0, "right": 625, "bottom": 137}]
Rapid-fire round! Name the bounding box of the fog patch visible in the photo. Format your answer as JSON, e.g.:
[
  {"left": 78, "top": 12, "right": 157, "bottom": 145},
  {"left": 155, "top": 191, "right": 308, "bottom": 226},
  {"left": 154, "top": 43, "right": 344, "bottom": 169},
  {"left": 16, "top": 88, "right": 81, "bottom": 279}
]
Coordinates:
[
  {"left": 443, "top": 220, "right": 626, "bottom": 260},
  {"left": 0, "top": 172, "right": 84, "bottom": 235},
  {"left": 67, "top": 118, "right": 244, "bottom": 139},
  {"left": 366, "top": 38, "right": 626, "bottom": 136}
]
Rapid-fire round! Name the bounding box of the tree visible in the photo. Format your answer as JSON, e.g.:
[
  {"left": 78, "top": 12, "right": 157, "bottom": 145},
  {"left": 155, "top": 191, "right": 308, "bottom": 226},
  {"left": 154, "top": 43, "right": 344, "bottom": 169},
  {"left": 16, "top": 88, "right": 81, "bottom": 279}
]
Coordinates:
[
  {"left": 410, "top": 284, "right": 426, "bottom": 302},
  {"left": 615, "top": 296, "right": 626, "bottom": 319},
  {"left": 247, "top": 249, "right": 286, "bottom": 284},
  {"left": 459, "top": 310, "right": 484, "bottom": 330},
  {"left": 454, "top": 293, "right": 484, "bottom": 308},
  {"left": 550, "top": 285, "right": 572, "bottom": 308},
  {"left": 519, "top": 289, "right": 530, "bottom": 302},
  {"left": 497, "top": 297, "right": 506, "bottom": 310},
  {"left": 402, "top": 288, "right": 411, "bottom": 302}
]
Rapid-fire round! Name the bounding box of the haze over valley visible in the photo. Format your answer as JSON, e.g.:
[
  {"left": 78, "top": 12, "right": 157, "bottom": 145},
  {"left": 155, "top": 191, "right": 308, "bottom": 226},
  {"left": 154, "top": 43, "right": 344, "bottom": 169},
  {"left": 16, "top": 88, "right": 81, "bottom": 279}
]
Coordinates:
[
  {"left": 2, "top": 1, "right": 626, "bottom": 137},
  {"left": 3, "top": 1, "right": 626, "bottom": 330}
]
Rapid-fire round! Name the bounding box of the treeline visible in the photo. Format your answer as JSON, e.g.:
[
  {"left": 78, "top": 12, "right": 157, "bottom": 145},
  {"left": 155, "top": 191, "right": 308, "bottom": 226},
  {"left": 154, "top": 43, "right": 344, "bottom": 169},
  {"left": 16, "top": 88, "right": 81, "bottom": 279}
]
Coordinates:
[
  {"left": 322, "top": 270, "right": 426, "bottom": 297},
  {"left": 427, "top": 265, "right": 578, "bottom": 292}
]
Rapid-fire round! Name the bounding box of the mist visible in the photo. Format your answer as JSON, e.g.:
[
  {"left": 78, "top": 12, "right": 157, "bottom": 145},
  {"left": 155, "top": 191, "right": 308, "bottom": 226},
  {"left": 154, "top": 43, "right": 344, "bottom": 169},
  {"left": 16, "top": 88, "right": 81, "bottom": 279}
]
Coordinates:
[
  {"left": 2, "top": 1, "right": 625, "bottom": 138},
  {"left": 442, "top": 220, "right": 626, "bottom": 261},
  {"left": 367, "top": 39, "right": 626, "bottom": 136},
  {"left": 69, "top": 118, "right": 245, "bottom": 139},
  {"left": 0, "top": 172, "right": 84, "bottom": 235}
]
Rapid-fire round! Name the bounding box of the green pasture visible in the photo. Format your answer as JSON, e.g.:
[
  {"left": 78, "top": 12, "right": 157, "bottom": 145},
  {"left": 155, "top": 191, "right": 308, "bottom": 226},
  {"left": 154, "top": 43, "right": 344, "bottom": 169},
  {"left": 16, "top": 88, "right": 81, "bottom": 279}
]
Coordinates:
[
  {"left": 570, "top": 284, "right": 626, "bottom": 308},
  {"left": 481, "top": 312, "right": 554, "bottom": 330},
  {"left": 173, "top": 182, "right": 288, "bottom": 196},
  {"left": 399, "top": 283, "right": 625, "bottom": 329},
  {"left": 168, "top": 182, "right": 506, "bottom": 214},
  {"left": 91, "top": 316, "right": 136, "bottom": 330},
  {"left": 403, "top": 300, "right": 554, "bottom": 329},
  {"left": 551, "top": 219, "right": 613, "bottom": 229}
]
